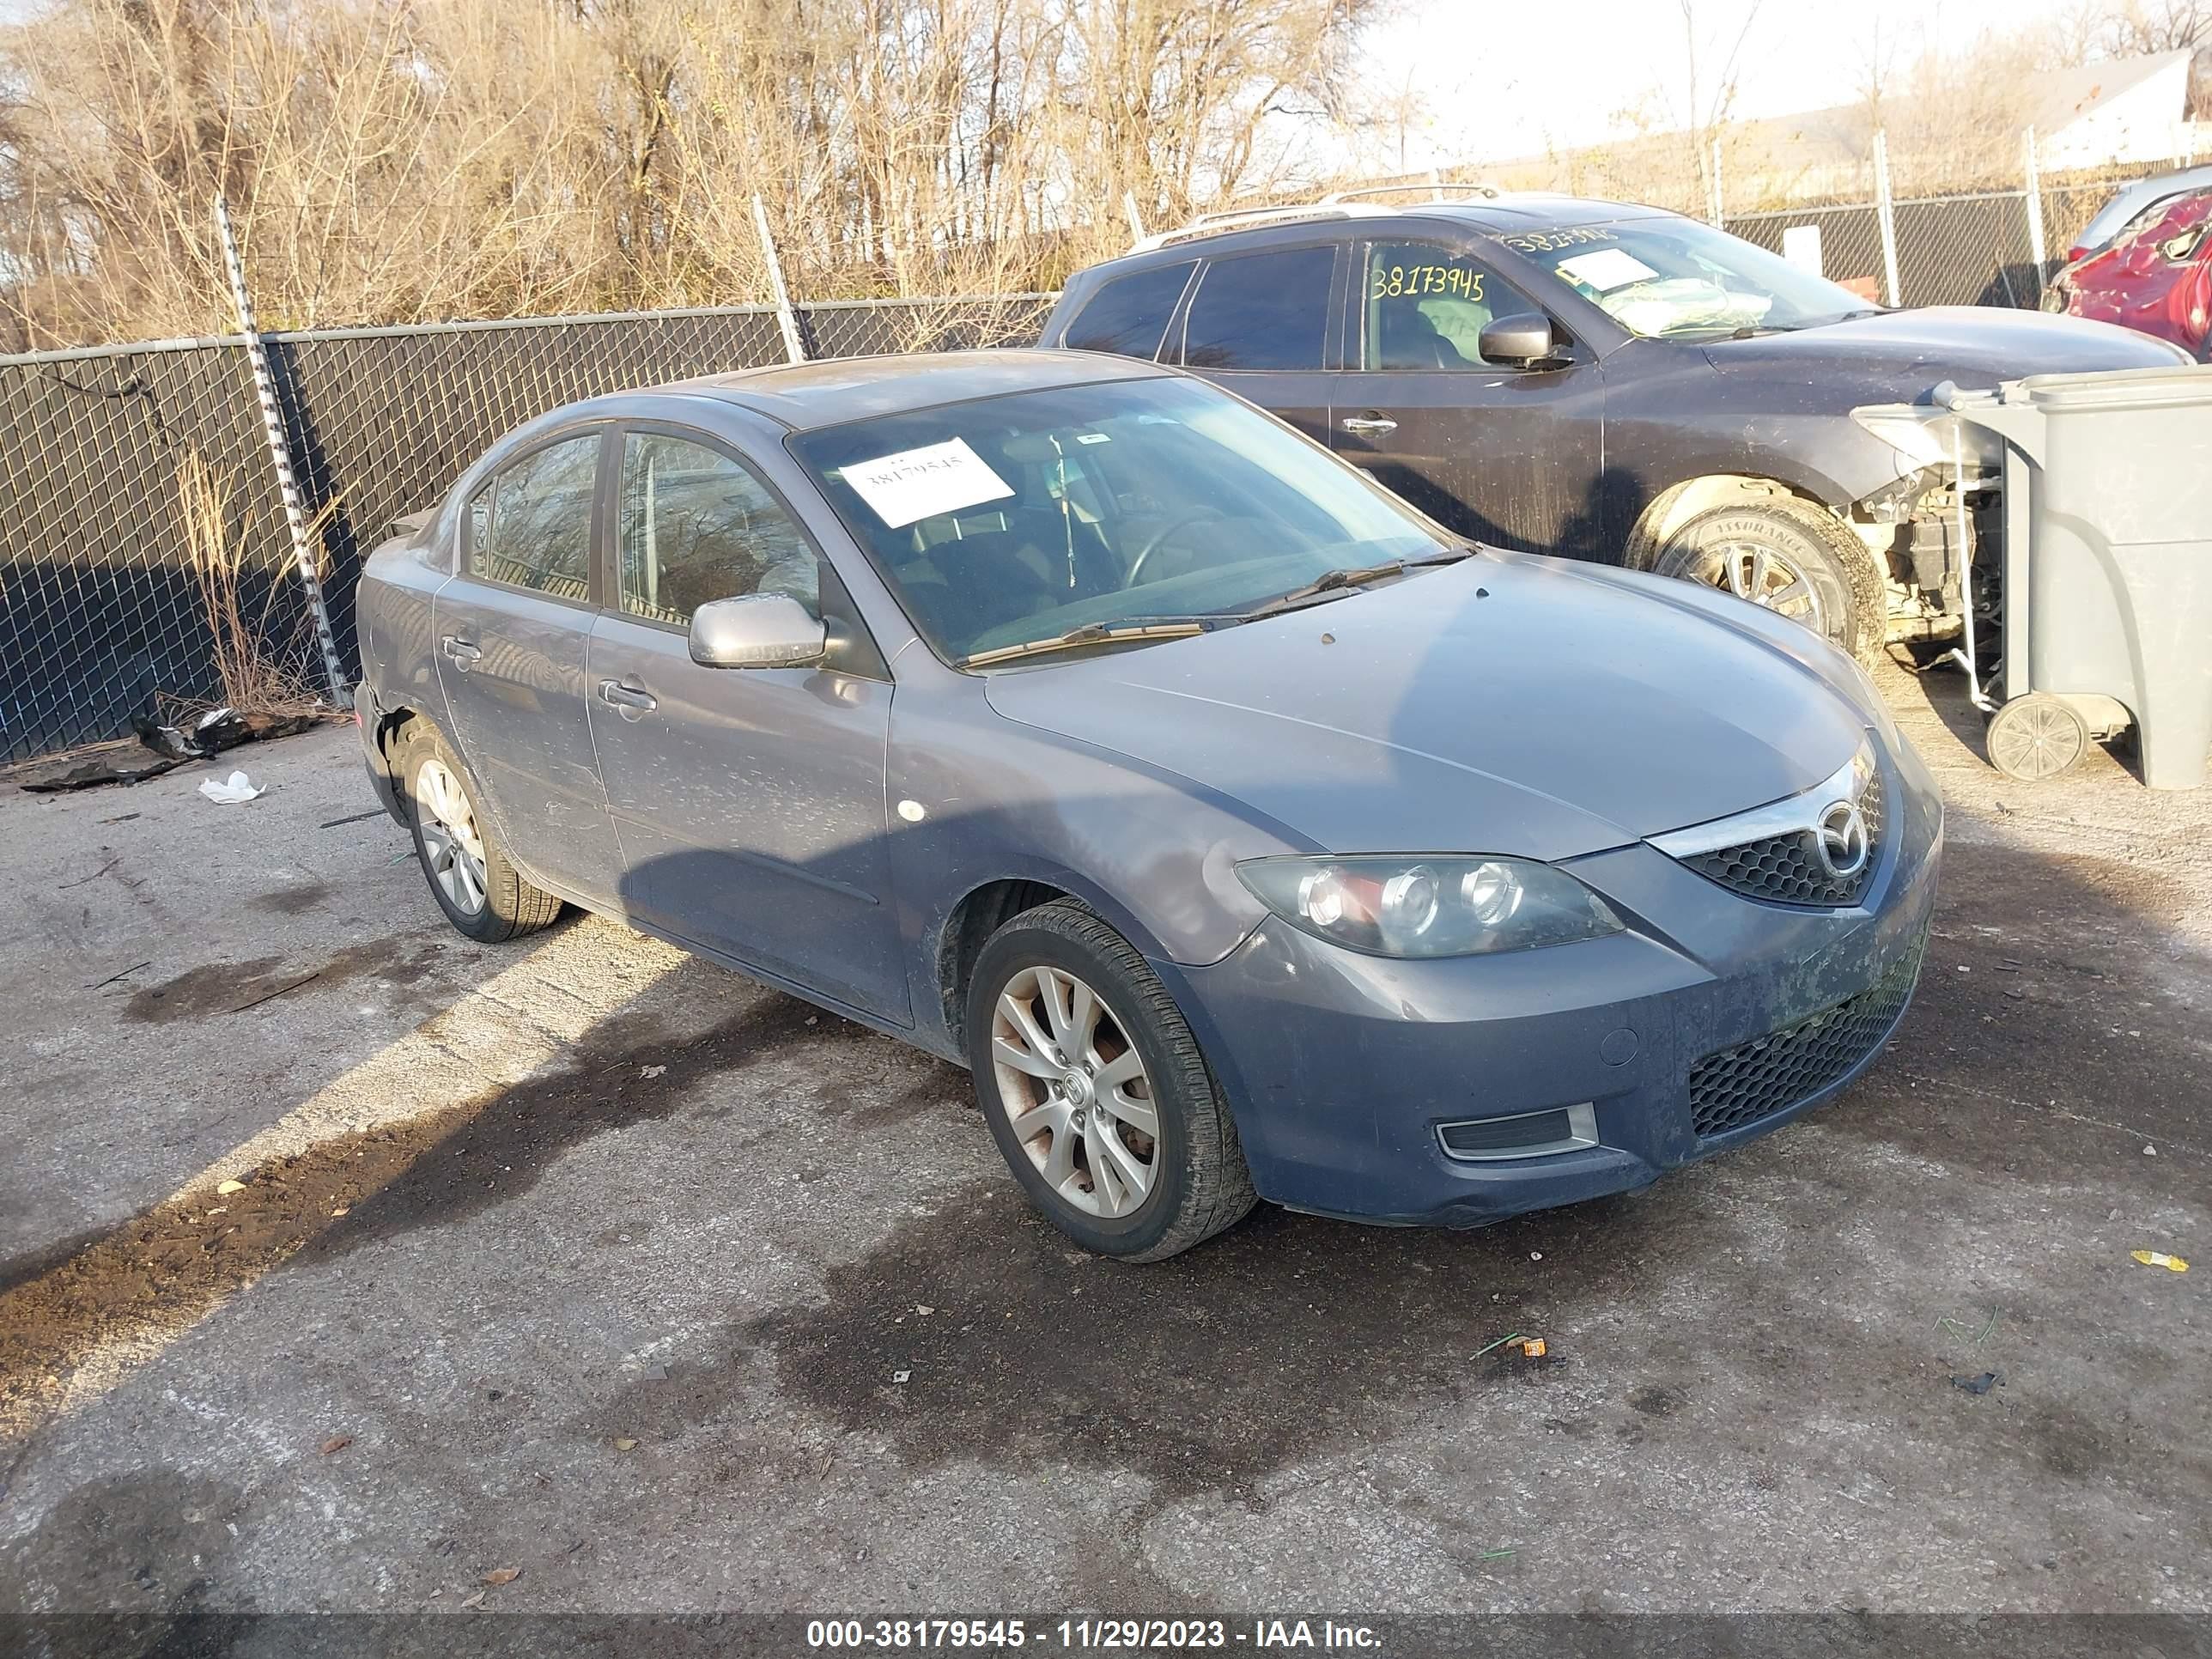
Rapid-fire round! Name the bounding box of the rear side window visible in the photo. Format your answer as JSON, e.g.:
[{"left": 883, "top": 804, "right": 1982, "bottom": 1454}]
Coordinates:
[
  {"left": 471, "top": 433, "right": 600, "bottom": 600},
  {"left": 1064, "top": 262, "right": 1194, "bottom": 358},
  {"left": 1182, "top": 246, "right": 1334, "bottom": 371}
]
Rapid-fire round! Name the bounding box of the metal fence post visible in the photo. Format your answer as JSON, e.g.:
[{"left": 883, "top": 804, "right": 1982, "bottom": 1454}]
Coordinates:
[
  {"left": 2022, "top": 127, "right": 2048, "bottom": 290},
  {"left": 1122, "top": 191, "right": 1147, "bottom": 244},
  {"left": 212, "top": 192, "right": 349, "bottom": 708},
  {"left": 752, "top": 195, "right": 808, "bottom": 364},
  {"left": 1872, "top": 129, "right": 1903, "bottom": 307}
]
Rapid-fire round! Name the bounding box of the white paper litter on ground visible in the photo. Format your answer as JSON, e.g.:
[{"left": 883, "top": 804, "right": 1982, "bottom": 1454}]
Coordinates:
[
  {"left": 198, "top": 769, "right": 264, "bottom": 804},
  {"left": 842, "top": 437, "right": 1014, "bottom": 529}
]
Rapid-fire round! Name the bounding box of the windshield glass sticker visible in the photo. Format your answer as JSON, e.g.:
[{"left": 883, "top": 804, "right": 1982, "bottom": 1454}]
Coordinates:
[
  {"left": 1557, "top": 247, "right": 1659, "bottom": 292},
  {"left": 1076, "top": 432, "right": 1111, "bottom": 444},
  {"left": 844, "top": 437, "right": 1015, "bottom": 529}
]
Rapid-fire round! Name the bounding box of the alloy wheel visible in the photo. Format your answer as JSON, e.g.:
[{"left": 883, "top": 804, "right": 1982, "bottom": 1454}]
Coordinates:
[
  {"left": 990, "top": 963, "right": 1158, "bottom": 1218},
  {"left": 415, "top": 757, "right": 489, "bottom": 916},
  {"left": 1706, "top": 538, "right": 1826, "bottom": 631}
]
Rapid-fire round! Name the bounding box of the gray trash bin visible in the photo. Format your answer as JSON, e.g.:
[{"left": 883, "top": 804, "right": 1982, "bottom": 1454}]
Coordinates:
[{"left": 1941, "top": 365, "right": 2212, "bottom": 790}]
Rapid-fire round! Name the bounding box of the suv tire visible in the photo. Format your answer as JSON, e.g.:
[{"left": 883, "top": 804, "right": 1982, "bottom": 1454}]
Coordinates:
[{"left": 1653, "top": 500, "right": 1886, "bottom": 665}]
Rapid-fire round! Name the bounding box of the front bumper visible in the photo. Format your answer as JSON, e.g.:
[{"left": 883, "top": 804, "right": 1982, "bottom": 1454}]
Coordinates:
[{"left": 1158, "top": 742, "right": 1943, "bottom": 1227}]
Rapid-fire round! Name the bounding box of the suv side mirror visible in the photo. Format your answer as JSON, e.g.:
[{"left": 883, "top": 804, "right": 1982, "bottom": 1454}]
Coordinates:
[
  {"left": 1478, "top": 313, "right": 1561, "bottom": 367},
  {"left": 689, "top": 593, "right": 827, "bottom": 670}
]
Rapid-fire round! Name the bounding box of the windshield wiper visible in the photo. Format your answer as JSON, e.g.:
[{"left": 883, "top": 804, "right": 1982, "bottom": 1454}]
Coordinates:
[
  {"left": 1239, "top": 547, "right": 1476, "bottom": 618},
  {"left": 956, "top": 617, "right": 1219, "bottom": 668}
]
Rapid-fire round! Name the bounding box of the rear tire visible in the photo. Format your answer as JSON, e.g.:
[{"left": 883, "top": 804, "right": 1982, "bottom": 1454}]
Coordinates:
[
  {"left": 1653, "top": 500, "right": 1886, "bottom": 666},
  {"left": 396, "top": 724, "right": 562, "bottom": 943},
  {"left": 965, "top": 900, "right": 1256, "bottom": 1261}
]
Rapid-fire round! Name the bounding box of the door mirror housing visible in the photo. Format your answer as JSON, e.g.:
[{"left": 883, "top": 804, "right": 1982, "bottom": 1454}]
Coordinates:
[
  {"left": 689, "top": 593, "right": 828, "bottom": 670},
  {"left": 1478, "top": 313, "right": 1561, "bottom": 367}
]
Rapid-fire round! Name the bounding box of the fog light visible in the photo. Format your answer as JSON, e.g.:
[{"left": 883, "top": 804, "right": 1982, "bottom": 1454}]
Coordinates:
[{"left": 1436, "top": 1102, "right": 1599, "bottom": 1162}]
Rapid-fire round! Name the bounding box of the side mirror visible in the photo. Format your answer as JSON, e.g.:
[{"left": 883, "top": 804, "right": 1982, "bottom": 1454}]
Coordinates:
[
  {"left": 1478, "top": 313, "right": 1561, "bottom": 367},
  {"left": 689, "top": 593, "right": 827, "bottom": 670}
]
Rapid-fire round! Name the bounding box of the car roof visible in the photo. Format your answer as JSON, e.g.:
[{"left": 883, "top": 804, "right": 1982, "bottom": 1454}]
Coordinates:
[
  {"left": 1114, "top": 193, "right": 1680, "bottom": 263},
  {"left": 653, "top": 348, "right": 1169, "bottom": 430}
]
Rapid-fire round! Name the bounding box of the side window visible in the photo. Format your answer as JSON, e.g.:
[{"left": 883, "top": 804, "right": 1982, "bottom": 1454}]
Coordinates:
[
  {"left": 1181, "top": 246, "right": 1333, "bottom": 371},
  {"left": 617, "top": 433, "right": 818, "bottom": 626},
  {"left": 1064, "top": 262, "right": 1195, "bottom": 358},
  {"left": 472, "top": 433, "right": 600, "bottom": 599},
  {"left": 1363, "top": 241, "right": 1518, "bottom": 371}
]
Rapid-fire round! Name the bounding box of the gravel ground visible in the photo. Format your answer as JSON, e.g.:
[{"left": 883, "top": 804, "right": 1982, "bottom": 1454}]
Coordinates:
[{"left": 0, "top": 662, "right": 2206, "bottom": 1629}]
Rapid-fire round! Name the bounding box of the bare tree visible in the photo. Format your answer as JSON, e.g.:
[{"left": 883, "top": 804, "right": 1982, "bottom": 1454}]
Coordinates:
[{"left": 0, "top": 0, "right": 1402, "bottom": 347}]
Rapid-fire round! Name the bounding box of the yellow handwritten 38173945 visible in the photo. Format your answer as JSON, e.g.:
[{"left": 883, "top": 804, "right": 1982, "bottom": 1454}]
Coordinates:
[{"left": 1370, "top": 264, "right": 1485, "bottom": 302}]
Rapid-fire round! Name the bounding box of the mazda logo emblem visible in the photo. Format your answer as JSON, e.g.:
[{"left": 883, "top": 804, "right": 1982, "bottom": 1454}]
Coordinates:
[{"left": 1816, "top": 799, "right": 1870, "bottom": 880}]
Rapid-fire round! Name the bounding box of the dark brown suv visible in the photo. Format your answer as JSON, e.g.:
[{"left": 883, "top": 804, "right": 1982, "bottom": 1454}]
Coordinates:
[{"left": 1040, "top": 188, "right": 2184, "bottom": 661}]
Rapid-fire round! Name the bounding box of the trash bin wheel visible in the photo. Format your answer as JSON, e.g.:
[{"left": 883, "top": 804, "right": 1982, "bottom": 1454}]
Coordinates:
[{"left": 1986, "top": 694, "right": 2090, "bottom": 782}]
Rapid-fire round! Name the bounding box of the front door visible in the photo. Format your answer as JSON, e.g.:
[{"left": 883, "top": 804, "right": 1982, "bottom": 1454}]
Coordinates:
[
  {"left": 586, "top": 428, "right": 909, "bottom": 1024},
  {"left": 431, "top": 427, "right": 624, "bottom": 904},
  {"left": 1173, "top": 242, "right": 1342, "bottom": 446},
  {"left": 1329, "top": 238, "right": 1607, "bottom": 556}
]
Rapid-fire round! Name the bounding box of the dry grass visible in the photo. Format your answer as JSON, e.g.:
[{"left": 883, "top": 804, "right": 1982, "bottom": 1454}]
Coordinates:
[{"left": 173, "top": 447, "right": 338, "bottom": 720}]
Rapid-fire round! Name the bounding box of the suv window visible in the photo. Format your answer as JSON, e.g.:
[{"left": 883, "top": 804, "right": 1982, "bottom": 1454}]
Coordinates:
[
  {"left": 1363, "top": 241, "right": 1516, "bottom": 370},
  {"left": 1182, "top": 246, "right": 1333, "bottom": 371},
  {"left": 1065, "top": 262, "right": 1194, "bottom": 358},
  {"left": 472, "top": 433, "right": 600, "bottom": 599},
  {"left": 615, "top": 433, "right": 818, "bottom": 626}
]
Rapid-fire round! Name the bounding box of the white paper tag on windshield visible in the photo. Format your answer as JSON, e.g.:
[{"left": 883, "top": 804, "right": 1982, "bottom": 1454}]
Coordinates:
[
  {"left": 1557, "top": 248, "right": 1659, "bottom": 292},
  {"left": 843, "top": 437, "right": 1014, "bottom": 530}
]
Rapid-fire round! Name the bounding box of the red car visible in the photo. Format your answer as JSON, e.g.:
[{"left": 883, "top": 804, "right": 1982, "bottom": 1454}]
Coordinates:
[{"left": 2045, "top": 186, "right": 2212, "bottom": 359}]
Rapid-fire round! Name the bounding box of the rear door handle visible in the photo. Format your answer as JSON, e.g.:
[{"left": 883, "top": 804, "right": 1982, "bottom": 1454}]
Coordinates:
[
  {"left": 440, "top": 635, "right": 482, "bottom": 668},
  {"left": 597, "top": 679, "right": 658, "bottom": 716},
  {"left": 1340, "top": 415, "right": 1398, "bottom": 435}
]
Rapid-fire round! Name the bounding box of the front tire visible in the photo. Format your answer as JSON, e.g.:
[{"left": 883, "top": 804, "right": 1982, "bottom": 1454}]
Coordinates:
[
  {"left": 965, "top": 900, "right": 1255, "bottom": 1261},
  {"left": 1653, "top": 500, "right": 1886, "bottom": 665},
  {"left": 397, "top": 725, "right": 562, "bottom": 943}
]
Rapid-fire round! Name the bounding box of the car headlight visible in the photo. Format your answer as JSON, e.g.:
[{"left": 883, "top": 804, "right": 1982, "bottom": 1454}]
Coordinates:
[
  {"left": 1849, "top": 407, "right": 1949, "bottom": 471},
  {"left": 1235, "top": 855, "right": 1625, "bottom": 958}
]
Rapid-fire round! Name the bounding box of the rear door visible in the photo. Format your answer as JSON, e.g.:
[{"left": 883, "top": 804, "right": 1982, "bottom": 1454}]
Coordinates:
[
  {"left": 585, "top": 427, "right": 908, "bottom": 1024},
  {"left": 1328, "top": 237, "right": 1607, "bottom": 556},
  {"left": 431, "top": 427, "right": 625, "bottom": 904},
  {"left": 1171, "top": 242, "right": 1342, "bottom": 445}
]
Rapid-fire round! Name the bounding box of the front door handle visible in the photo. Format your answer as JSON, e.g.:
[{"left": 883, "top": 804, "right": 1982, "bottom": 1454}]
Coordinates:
[
  {"left": 440, "top": 635, "right": 483, "bottom": 668},
  {"left": 1340, "top": 414, "right": 1398, "bottom": 436},
  {"left": 597, "top": 679, "right": 658, "bottom": 717}
]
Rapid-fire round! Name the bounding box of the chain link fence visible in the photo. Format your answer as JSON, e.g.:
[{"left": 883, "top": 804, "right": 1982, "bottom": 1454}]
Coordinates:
[
  {"left": 0, "top": 295, "right": 1051, "bottom": 763},
  {"left": 1724, "top": 188, "right": 2052, "bottom": 309}
]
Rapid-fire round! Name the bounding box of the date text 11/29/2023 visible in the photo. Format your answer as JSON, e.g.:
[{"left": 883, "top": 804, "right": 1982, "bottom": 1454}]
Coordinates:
[{"left": 805, "top": 1620, "right": 1383, "bottom": 1650}]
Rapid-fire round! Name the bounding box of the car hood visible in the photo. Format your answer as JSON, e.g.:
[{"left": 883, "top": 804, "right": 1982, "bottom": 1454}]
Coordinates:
[
  {"left": 982, "top": 557, "right": 1867, "bottom": 863},
  {"left": 1703, "top": 306, "right": 2188, "bottom": 385}
]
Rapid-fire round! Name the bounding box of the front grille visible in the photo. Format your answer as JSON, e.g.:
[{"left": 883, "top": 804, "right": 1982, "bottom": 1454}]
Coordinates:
[
  {"left": 1687, "top": 939, "right": 1924, "bottom": 1139},
  {"left": 1686, "top": 768, "right": 1886, "bottom": 908}
]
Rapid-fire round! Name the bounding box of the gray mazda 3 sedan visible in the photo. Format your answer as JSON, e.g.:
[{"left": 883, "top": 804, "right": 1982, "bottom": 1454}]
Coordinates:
[{"left": 354, "top": 350, "right": 1942, "bottom": 1260}]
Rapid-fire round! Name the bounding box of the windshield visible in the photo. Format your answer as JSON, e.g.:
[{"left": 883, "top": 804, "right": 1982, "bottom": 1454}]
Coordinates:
[
  {"left": 788, "top": 376, "right": 1449, "bottom": 664},
  {"left": 1504, "top": 218, "right": 1878, "bottom": 338}
]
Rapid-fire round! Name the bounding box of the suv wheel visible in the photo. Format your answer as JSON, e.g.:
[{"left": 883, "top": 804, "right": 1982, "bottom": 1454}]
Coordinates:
[
  {"left": 1653, "top": 500, "right": 1885, "bottom": 665},
  {"left": 966, "top": 900, "right": 1256, "bottom": 1261},
  {"left": 397, "top": 725, "right": 562, "bottom": 943}
]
